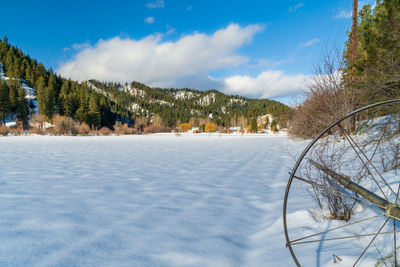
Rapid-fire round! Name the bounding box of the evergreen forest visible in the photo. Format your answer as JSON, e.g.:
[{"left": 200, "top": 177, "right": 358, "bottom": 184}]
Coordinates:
[{"left": 0, "top": 37, "right": 291, "bottom": 131}]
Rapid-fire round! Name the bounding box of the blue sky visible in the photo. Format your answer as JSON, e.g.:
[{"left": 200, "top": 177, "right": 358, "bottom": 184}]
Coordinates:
[{"left": 1, "top": 0, "right": 373, "bottom": 103}]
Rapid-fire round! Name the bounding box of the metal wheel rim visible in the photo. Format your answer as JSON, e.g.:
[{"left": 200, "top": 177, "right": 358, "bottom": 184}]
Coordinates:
[{"left": 283, "top": 98, "right": 400, "bottom": 266}]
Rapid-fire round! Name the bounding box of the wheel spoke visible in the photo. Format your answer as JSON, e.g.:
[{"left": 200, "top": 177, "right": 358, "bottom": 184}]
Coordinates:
[
  {"left": 353, "top": 218, "right": 389, "bottom": 267},
  {"left": 289, "top": 214, "right": 384, "bottom": 244},
  {"left": 290, "top": 225, "right": 396, "bottom": 246},
  {"left": 366, "top": 120, "right": 388, "bottom": 165},
  {"left": 395, "top": 219, "right": 398, "bottom": 267},
  {"left": 395, "top": 183, "right": 400, "bottom": 205},
  {"left": 338, "top": 123, "right": 394, "bottom": 201}
]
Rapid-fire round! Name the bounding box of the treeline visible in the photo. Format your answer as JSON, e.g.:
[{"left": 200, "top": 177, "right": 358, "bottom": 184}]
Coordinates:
[
  {"left": 0, "top": 37, "right": 291, "bottom": 131},
  {"left": 289, "top": 0, "right": 400, "bottom": 139},
  {"left": 89, "top": 79, "right": 292, "bottom": 129},
  {"left": 0, "top": 37, "right": 131, "bottom": 129}
]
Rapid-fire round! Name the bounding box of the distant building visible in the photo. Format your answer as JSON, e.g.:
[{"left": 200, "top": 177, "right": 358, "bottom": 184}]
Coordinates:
[
  {"left": 229, "top": 126, "right": 241, "bottom": 133},
  {"left": 188, "top": 127, "right": 200, "bottom": 133}
]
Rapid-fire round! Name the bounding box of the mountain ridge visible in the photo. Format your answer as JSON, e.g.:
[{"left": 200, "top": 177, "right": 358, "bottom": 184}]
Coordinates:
[{"left": 0, "top": 37, "right": 291, "bottom": 129}]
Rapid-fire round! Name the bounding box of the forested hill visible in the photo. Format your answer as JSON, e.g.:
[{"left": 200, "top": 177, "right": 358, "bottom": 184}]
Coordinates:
[
  {"left": 0, "top": 37, "right": 291, "bottom": 129},
  {"left": 85, "top": 80, "right": 291, "bottom": 128}
]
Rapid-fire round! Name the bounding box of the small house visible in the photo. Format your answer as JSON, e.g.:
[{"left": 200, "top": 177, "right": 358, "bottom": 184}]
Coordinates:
[
  {"left": 188, "top": 127, "right": 200, "bottom": 133},
  {"left": 229, "top": 126, "right": 241, "bottom": 133}
]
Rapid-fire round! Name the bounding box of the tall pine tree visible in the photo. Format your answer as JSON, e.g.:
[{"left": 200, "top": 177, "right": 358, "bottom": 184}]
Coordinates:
[
  {"left": 36, "top": 76, "right": 47, "bottom": 115},
  {"left": 16, "top": 87, "right": 29, "bottom": 128},
  {"left": 87, "top": 94, "right": 101, "bottom": 129},
  {"left": 0, "top": 79, "right": 9, "bottom": 125}
]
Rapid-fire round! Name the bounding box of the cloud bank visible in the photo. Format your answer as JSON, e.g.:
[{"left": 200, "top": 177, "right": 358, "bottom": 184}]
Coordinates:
[
  {"left": 223, "top": 70, "right": 310, "bottom": 98},
  {"left": 57, "top": 23, "right": 264, "bottom": 84},
  {"left": 57, "top": 23, "right": 308, "bottom": 99}
]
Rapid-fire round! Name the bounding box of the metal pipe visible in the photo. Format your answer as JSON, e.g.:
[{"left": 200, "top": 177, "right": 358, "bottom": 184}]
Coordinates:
[{"left": 310, "top": 159, "right": 400, "bottom": 220}]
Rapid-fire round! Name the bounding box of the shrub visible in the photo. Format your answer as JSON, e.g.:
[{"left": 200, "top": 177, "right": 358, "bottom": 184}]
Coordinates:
[
  {"left": 11, "top": 127, "right": 26, "bottom": 136},
  {"left": 98, "top": 127, "right": 112, "bottom": 136},
  {"left": 0, "top": 125, "right": 9, "bottom": 136},
  {"left": 143, "top": 124, "right": 171, "bottom": 134},
  {"left": 179, "top": 123, "right": 192, "bottom": 132},
  {"left": 75, "top": 122, "right": 91, "bottom": 135},
  {"left": 287, "top": 89, "right": 351, "bottom": 139},
  {"left": 114, "top": 122, "right": 136, "bottom": 135},
  {"left": 219, "top": 128, "right": 229, "bottom": 134},
  {"left": 31, "top": 126, "right": 45, "bottom": 135},
  {"left": 135, "top": 124, "right": 145, "bottom": 134},
  {"left": 288, "top": 53, "right": 353, "bottom": 139},
  {"left": 31, "top": 114, "right": 48, "bottom": 130},
  {"left": 52, "top": 115, "right": 76, "bottom": 135},
  {"left": 205, "top": 123, "right": 217, "bottom": 132},
  {"left": 125, "top": 127, "right": 137, "bottom": 135}
]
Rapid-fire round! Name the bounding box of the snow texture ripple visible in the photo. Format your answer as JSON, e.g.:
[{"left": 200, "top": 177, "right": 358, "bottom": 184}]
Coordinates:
[{"left": 0, "top": 135, "right": 305, "bottom": 266}]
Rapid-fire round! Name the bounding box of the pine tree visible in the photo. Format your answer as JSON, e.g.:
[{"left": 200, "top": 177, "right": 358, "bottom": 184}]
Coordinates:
[
  {"left": 0, "top": 79, "right": 9, "bottom": 124},
  {"left": 75, "top": 102, "right": 87, "bottom": 123},
  {"left": 36, "top": 76, "right": 47, "bottom": 115},
  {"left": 250, "top": 117, "right": 258, "bottom": 133},
  {"left": 43, "top": 75, "right": 56, "bottom": 118},
  {"left": 344, "top": 0, "right": 400, "bottom": 103},
  {"left": 28, "top": 98, "right": 35, "bottom": 115},
  {"left": 3, "top": 35, "right": 8, "bottom": 46},
  {"left": 25, "top": 64, "right": 35, "bottom": 86},
  {"left": 8, "top": 79, "right": 18, "bottom": 112},
  {"left": 87, "top": 94, "right": 101, "bottom": 129},
  {"left": 16, "top": 87, "right": 29, "bottom": 128},
  {"left": 59, "top": 80, "right": 70, "bottom": 115}
]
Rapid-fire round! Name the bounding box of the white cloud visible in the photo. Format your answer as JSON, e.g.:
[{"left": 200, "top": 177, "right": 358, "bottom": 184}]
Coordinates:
[
  {"left": 165, "top": 24, "right": 176, "bottom": 35},
  {"left": 304, "top": 38, "right": 320, "bottom": 47},
  {"left": 336, "top": 1, "right": 375, "bottom": 19},
  {"left": 359, "top": 0, "right": 376, "bottom": 10},
  {"left": 72, "top": 43, "right": 91, "bottom": 50},
  {"left": 166, "top": 28, "right": 176, "bottom": 35},
  {"left": 146, "top": 0, "right": 164, "bottom": 9},
  {"left": 335, "top": 10, "right": 352, "bottom": 19},
  {"left": 289, "top": 2, "right": 304, "bottom": 12},
  {"left": 57, "top": 23, "right": 265, "bottom": 85},
  {"left": 63, "top": 43, "right": 90, "bottom": 53},
  {"left": 298, "top": 38, "right": 320, "bottom": 48},
  {"left": 144, "top": 17, "right": 155, "bottom": 24},
  {"left": 223, "top": 70, "right": 311, "bottom": 98}
]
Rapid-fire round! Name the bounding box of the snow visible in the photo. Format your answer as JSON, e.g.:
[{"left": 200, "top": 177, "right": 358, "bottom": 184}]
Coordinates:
[
  {"left": 122, "top": 85, "right": 146, "bottom": 97},
  {"left": 82, "top": 80, "right": 112, "bottom": 99},
  {"left": 228, "top": 98, "right": 245, "bottom": 105},
  {"left": 0, "top": 135, "right": 306, "bottom": 266},
  {"left": 0, "top": 67, "right": 38, "bottom": 125},
  {"left": 149, "top": 99, "right": 172, "bottom": 106},
  {"left": 173, "top": 91, "right": 198, "bottom": 100},
  {"left": 196, "top": 93, "right": 216, "bottom": 106},
  {"left": 131, "top": 103, "right": 140, "bottom": 112}
]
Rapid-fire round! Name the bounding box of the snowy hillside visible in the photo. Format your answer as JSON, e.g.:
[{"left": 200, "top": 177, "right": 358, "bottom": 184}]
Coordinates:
[{"left": 0, "top": 62, "right": 37, "bottom": 127}]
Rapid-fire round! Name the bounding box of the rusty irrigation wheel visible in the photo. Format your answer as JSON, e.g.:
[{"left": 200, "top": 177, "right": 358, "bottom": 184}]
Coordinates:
[{"left": 283, "top": 99, "right": 400, "bottom": 266}]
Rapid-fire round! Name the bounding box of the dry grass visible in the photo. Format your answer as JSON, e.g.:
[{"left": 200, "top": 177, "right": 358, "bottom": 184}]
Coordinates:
[
  {"left": 0, "top": 125, "right": 9, "bottom": 136},
  {"left": 98, "top": 127, "right": 112, "bottom": 136},
  {"left": 143, "top": 124, "right": 171, "bottom": 134}
]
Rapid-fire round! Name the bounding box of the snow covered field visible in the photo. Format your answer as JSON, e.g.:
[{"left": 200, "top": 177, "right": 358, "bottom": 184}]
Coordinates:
[{"left": 0, "top": 135, "right": 306, "bottom": 266}]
